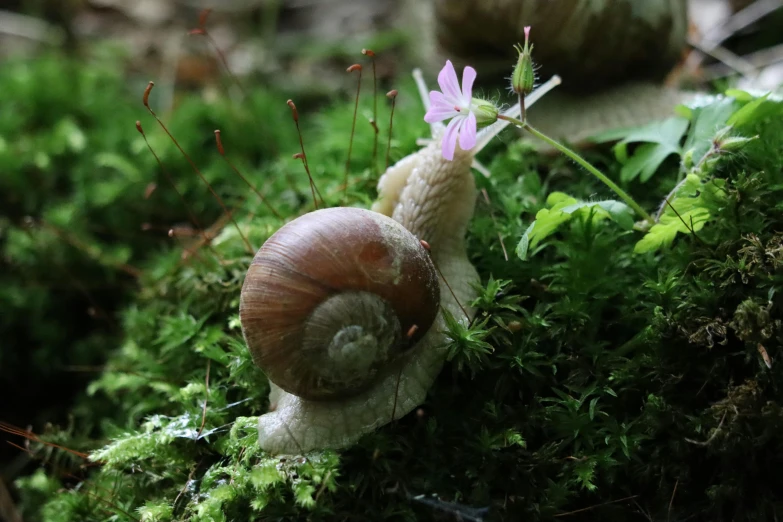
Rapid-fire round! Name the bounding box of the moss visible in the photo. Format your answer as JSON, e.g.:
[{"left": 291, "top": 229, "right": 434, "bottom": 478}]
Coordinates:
[{"left": 6, "top": 48, "right": 783, "bottom": 521}]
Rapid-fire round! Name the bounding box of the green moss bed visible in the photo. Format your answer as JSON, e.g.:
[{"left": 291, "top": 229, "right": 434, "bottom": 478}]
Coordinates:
[{"left": 2, "top": 49, "right": 783, "bottom": 521}]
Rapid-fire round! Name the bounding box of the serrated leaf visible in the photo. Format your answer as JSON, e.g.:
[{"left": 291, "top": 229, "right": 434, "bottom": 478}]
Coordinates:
[
  {"left": 634, "top": 175, "right": 727, "bottom": 253},
  {"left": 294, "top": 483, "right": 316, "bottom": 508}
]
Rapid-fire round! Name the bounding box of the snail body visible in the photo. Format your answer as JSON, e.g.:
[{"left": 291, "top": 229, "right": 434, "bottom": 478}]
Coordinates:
[{"left": 240, "top": 130, "right": 480, "bottom": 454}]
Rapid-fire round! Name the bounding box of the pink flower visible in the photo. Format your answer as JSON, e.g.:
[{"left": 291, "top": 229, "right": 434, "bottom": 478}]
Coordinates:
[{"left": 424, "top": 60, "right": 478, "bottom": 161}]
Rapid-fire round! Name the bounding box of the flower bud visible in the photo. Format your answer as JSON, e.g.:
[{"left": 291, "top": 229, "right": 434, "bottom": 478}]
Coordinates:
[
  {"left": 718, "top": 135, "right": 757, "bottom": 152},
  {"left": 471, "top": 98, "right": 499, "bottom": 127},
  {"left": 511, "top": 26, "right": 535, "bottom": 96}
]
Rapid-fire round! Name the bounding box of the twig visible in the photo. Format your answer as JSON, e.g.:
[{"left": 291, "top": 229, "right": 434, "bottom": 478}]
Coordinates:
[
  {"left": 687, "top": 0, "right": 783, "bottom": 72},
  {"left": 668, "top": 479, "right": 679, "bottom": 522},
  {"left": 0, "top": 9, "right": 62, "bottom": 44},
  {"left": 685, "top": 410, "right": 727, "bottom": 446},
  {"left": 314, "top": 470, "right": 332, "bottom": 502},
  {"left": 173, "top": 462, "right": 201, "bottom": 513},
  {"left": 700, "top": 0, "right": 783, "bottom": 52},
  {"left": 702, "top": 42, "right": 783, "bottom": 80},
  {"left": 554, "top": 495, "right": 640, "bottom": 517},
  {"left": 688, "top": 37, "right": 758, "bottom": 78}
]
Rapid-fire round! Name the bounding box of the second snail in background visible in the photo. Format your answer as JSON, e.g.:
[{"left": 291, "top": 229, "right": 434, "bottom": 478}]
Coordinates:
[{"left": 433, "top": 0, "right": 691, "bottom": 145}]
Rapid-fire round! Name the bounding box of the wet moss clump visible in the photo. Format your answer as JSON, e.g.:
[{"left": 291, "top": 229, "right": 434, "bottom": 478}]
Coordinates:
[{"left": 6, "top": 49, "right": 783, "bottom": 521}]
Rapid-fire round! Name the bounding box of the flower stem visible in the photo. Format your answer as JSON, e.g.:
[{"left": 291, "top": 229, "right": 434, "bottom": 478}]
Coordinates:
[
  {"left": 519, "top": 93, "right": 526, "bottom": 123},
  {"left": 497, "top": 114, "right": 653, "bottom": 223}
]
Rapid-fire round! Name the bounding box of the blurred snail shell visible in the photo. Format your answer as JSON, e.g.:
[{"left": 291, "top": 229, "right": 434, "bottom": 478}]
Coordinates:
[
  {"left": 432, "top": 0, "right": 693, "bottom": 146},
  {"left": 239, "top": 207, "right": 440, "bottom": 401},
  {"left": 434, "top": 0, "right": 688, "bottom": 92}
]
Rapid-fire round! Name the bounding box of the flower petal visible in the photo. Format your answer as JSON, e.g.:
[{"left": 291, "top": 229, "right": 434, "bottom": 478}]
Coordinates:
[
  {"left": 429, "top": 90, "right": 449, "bottom": 106},
  {"left": 441, "top": 116, "right": 462, "bottom": 161},
  {"left": 424, "top": 106, "right": 459, "bottom": 123},
  {"left": 438, "top": 60, "right": 462, "bottom": 101},
  {"left": 425, "top": 91, "right": 460, "bottom": 123},
  {"left": 458, "top": 111, "right": 477, "bottom": 151},
  {"left": 461, "top": 66, "right": 476, "bottom": 102},
  {"left": 428, "top": 90, "right": 457, "bottom": 110}
]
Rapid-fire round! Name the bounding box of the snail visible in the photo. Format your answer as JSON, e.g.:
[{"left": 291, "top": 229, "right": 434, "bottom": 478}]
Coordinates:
[
  {"left": 434, "top": 0, "right": 688, "bottom": 92},
  {"left": 237, "top": 67, "right": 561, "bottom": 454},
  {"left": 239, "top": 121, "right": 480, "bottom": 454},
  {"left": 431, "top": 0, "right": 694, "bottom": 146},
  {"left": 239, "top": 0, "right": 695, "bottom": 455}
]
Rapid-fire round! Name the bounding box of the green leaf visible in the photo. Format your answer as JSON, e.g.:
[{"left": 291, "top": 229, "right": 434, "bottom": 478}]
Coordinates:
[
  {"left": 515, "top": 193, "right": 635, "bottom": 259},
  {"left": 619, "top": 142, "right": 675, "bottom": 183},
  {"left": 442, "top": 307, "right": 495, "bottom": 375},
  {"left": 293, "top": 482, "right": 316, "bottom": 508},
  {"left": 634, "top": 174, "right": 727, "bottom": 253},
  {"left": 682, "top": 96, "right": 739, "bottom": 163},
  {"left": 724, "top": 88, "right": 755, "bottom": 102},
  {"left": 611, "top": 117, "right": 689, "bottom": 183},
  {"left": 560, "top": 200, "right": 635, "bottom": 230},
  {"left": 728, "top": 93, "right": 783, "bottom": 132}
]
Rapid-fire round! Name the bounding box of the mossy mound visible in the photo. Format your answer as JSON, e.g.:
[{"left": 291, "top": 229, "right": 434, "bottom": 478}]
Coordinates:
[{"left": 7, "top": 50, "right": 783, "bottom": 521}]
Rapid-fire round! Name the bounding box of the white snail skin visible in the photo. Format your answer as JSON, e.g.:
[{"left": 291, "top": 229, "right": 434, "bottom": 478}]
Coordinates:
[{"left": 244, "top": 137, "right": 479, "bottom": 455}]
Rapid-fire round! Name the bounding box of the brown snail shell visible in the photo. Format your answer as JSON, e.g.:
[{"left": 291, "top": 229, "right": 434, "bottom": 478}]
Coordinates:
[{"left": 239, "top": 207, "right": 440, "bottom": 401}]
